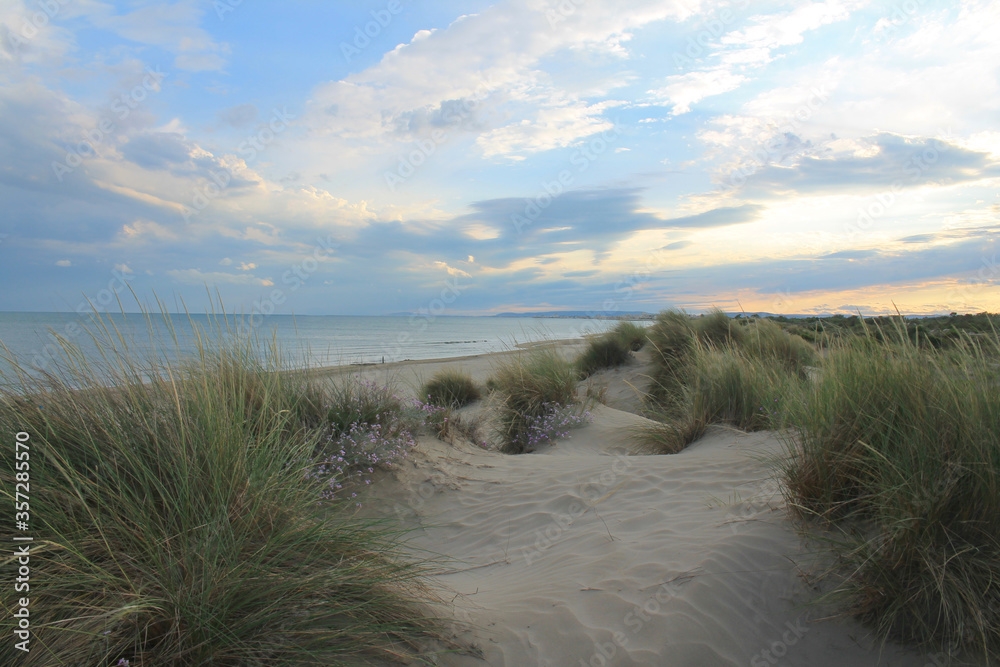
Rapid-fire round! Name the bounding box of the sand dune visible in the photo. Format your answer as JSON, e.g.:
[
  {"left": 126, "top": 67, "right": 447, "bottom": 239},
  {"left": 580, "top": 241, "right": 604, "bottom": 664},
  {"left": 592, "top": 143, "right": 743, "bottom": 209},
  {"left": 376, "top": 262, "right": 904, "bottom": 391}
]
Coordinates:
[{"left": 353, "top": 345, "right": 954, "bottom": 666}]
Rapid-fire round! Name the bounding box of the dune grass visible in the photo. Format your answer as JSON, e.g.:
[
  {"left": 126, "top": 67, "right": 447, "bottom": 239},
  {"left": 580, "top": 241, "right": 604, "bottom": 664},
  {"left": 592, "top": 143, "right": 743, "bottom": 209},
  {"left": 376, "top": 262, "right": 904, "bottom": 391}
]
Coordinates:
[
  {"left": 781, "top": 328, "right": 1000, "bottom": 657},
  {"left": 421, "top": 369, "right": 481, "bottom": 408},
  {"left": 490, "top": 347, "right": 580, "bottom": 454},
  {"left": 639, "top": 342, "right": 800, "bottom": 453},
  {"left": 611, "top": 321, "right": 648, "bottom": 351},
  {"left": 575, "top": 321, "right": 650, "bottom": 378},
  {"left": 640, "top": 310, "right": 1000, "bottom": 655},
  {"left": 0, "top": 310, "right": 439, "bottom": 666},
  {"left": 641, "top": 310, "right": 813, "bottom": 451},
  {"left": 576, "top": 335, "right": 632, "bottom": 377}
]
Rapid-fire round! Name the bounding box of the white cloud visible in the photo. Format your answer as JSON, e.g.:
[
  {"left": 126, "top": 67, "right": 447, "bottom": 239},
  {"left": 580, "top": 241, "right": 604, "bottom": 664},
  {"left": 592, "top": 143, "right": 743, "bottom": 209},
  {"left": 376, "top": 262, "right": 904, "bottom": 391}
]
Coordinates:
[
  {"left": 433, "top": 260, "right": 472, "bottom": 278},
  {"left": 303, "top": 0, "right": 696, "bottom": 160},
  {"left": 477, "top": 99, "right": 619, "bottom": 158},
  {"left": 650, "top": 69, "right": 747, "bottom": 116},
  {"left": 167, "top": 269, "right": 273, "bottom": 287},
  {"left": 650, "top": 0, "right": 864, "bottom": 115},
  {"left": 56, "top": 259, "right": 71, "bottom": 267}
]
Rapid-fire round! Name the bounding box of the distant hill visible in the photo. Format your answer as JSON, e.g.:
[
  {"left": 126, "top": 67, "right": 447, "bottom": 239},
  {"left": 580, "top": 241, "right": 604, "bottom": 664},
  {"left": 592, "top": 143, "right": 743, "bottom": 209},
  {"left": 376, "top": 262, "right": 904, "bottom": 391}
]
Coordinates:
[{"left": 491, "top": 311, "right": 654, "bottom": 319}]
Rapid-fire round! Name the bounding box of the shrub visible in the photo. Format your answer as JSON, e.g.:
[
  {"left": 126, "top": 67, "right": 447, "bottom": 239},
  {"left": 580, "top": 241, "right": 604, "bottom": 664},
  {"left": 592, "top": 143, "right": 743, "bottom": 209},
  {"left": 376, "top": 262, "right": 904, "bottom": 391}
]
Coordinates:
[
  {"left": 640, "top": 344, "right": 800, "bottom": 453},
  {"left": 576, "top": 335, "right": 632, "bottom": 377},
  {"left": 611, "top": 321, "right": 648, "bottom": 351},
  {"left": 693, "top": 308, "right": 744, "bottom": 348},
  {"left": 743, "top": 318, "right": 817, "bottom": 375},
  {"left": 646, "top": 309, "right": 694, "bottom": 370},
  {"left": 490, "top": 348, "right": 578, "bottom": 454},
  {"left": 421, "top": 369, "right": 481, "bottom": 408},
  {"left": 782, "top": 333, "right": 1000, "bottom": 657},
  {"left": 0, "top": 311, "right": 438, "bottom": 666}
]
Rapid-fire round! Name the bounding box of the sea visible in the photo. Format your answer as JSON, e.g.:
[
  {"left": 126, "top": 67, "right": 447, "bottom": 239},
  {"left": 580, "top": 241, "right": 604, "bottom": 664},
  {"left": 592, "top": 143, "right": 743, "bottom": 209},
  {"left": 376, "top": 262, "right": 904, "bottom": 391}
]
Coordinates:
[{"left": 0, "top": 312, "right": 643, "bottom": 383}]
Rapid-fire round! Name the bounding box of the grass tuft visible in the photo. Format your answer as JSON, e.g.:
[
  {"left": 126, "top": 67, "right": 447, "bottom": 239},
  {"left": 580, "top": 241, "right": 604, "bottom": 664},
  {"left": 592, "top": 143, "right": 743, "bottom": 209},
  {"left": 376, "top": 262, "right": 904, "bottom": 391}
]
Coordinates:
[
  {"left": 489, "top": 347, "right": 579, "bottom": 454},
  {"left": 0, "top": 307, "right": 440, "bottom": 666},
  {"left": 421, "top": 369, "right": 481, "bottom": 408},
  {"left": 576, "top": 335, "right": 632, "bottom": 377},
  {"left": 781, "top": 330, "right": 1000, "bottom": 657}
]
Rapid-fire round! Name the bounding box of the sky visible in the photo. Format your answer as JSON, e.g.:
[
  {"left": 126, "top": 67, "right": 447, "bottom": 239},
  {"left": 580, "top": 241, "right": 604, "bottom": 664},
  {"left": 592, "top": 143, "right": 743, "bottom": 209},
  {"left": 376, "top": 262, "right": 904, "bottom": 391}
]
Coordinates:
[{"left": 0, "top": 0, "right": 998, "bottom": 317}]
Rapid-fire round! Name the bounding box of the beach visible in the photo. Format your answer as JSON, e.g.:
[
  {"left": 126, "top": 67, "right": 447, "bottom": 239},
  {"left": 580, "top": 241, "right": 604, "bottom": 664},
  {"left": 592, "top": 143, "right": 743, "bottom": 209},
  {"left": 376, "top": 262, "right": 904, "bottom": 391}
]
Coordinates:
[{"left": 338, "top": 340, "right": 952, "bottom": 666}]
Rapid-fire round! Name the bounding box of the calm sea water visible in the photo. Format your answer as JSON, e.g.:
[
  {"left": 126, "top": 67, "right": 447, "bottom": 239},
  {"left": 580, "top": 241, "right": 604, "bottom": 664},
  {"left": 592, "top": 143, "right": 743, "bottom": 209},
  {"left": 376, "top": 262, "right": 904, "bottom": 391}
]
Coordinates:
[{"left": 0, "top": 312, "right": 640, "bottom": 382}]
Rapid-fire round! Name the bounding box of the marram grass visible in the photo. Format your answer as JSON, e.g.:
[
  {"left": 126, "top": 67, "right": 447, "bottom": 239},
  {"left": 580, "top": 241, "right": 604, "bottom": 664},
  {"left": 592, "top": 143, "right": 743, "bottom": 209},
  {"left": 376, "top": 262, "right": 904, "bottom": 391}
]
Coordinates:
[
  {"left": 0, "top": 308, "right": 440, "bottom": 666},
  {"left": 781, "top": 330, "right": 1000, "bottom": 658},
  {"left": 490, "top": 347, "right": 579, "bottom": 454}
]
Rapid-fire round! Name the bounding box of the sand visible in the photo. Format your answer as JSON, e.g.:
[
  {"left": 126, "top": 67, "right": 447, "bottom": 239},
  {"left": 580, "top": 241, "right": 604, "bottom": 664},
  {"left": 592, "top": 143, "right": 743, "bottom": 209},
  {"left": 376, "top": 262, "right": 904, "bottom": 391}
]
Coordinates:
[{"left": 341, "top": 342, "right": 960, "bottom": 666}]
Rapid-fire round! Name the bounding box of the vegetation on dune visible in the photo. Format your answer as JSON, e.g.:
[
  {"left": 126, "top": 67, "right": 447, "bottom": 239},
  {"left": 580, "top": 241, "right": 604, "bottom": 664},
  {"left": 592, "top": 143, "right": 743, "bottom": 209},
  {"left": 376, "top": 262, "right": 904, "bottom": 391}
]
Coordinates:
[
  {"left": 575, "top": 321, "right": 649, "bottom": 378},
  {"left": 642, "top": 309, "right": 814, "bottom": 450},
  {"left": 576, "top": 335, "right": 632, "bottom": 378},
  {"left": 0, "top": 309, "right": 441, "bottom": 666},
  {"left": 610, "top": 321, "right": 648, "bottom": 352},
  {"left": 781, "top": 327, "right": 1000, "bottom": 657},
  {"left": 490, "top": 347, "right": 583, "bottom": 454},
  {"left": 640, "top": 307, "right": 1000, "bottom": 658},
  {"left": 421, "top": 369, "right": 481, "bottom": 408}
]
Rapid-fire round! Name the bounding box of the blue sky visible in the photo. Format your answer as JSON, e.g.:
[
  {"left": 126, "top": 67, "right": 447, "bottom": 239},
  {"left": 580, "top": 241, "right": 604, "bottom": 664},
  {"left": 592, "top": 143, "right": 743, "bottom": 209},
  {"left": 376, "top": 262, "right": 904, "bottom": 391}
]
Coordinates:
[{"left": 1, "top": 0, "right": 998, "bottom": 316}]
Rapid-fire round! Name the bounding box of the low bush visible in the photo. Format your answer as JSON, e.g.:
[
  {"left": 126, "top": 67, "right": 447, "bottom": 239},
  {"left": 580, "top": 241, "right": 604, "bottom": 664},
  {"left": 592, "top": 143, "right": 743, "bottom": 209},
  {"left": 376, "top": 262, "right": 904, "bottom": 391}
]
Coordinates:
[
  {"left": 576, "top": 335, "right": 632, "bottom": 377},
  {"left": 490, "top": 348, "right": 579, "bottom": 454},
  {"left": 611, "top": 321, "right": 648, "bottom": 351},
  {"left": 421, "top": 369, "right": 481, "bottom": 408}
]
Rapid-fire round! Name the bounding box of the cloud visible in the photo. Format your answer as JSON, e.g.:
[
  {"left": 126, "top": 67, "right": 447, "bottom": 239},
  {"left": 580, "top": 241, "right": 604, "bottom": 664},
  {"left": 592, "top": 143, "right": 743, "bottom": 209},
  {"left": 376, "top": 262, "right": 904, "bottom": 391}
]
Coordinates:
[
  {"left": 121, "top": 133, "right": 193, "bottom": 170},
  {"left": 85, "top": 0, "right": 230, "bottom": 72},
  {"left": 217, "top": 103, "right": 258, "bottom": 128},
  {"left": 742, "top": 133, "right": 1000, "bottom": 196},
  {"left": 56, "top": 259, "right": 71, "bottom": 267},
  {"left": 302, "top": 0, "right": 695, "bottom": 159},
  {"left": 167, "top": 269, "right": 273, "bottom": 287},
  {"left": 649, "top": 69, "right": 747, "bottom": 116}
]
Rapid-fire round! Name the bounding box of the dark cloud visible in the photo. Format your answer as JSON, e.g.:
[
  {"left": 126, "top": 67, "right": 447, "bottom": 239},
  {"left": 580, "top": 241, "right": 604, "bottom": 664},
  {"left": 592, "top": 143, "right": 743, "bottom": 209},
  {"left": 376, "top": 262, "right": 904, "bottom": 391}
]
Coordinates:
[
  {"left": 820, "top": 249, "right": 879, "bottom": 260},
  {"left": 900, "top": 234, "right": 936, "bottom": 244},
  {"left": 338, "top": 188, "right": 761, "bottom": 270},
  {"left": 121, "top": 132, "right": 192, "bottom": 170},
  {"left": 743, "top": 133, "right": 1000, "bottom": 197}
]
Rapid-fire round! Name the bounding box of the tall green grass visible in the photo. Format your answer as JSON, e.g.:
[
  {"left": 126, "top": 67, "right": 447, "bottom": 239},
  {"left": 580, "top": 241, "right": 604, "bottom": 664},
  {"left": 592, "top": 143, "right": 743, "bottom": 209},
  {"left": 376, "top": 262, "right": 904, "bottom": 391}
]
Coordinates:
[
  {"left": 611, "top": 321, "right": 648, "bottom": 351},
  {"left": 490, "top": 348, "right": 578, "bottom": 454},
  {"left": 642, "top": 310, "right": 813, "bottom": 451},
  {"left": 421, "top": 369, "right": 481, "bottom": 408},
  {"left": 576, "top": 336, "right": 632, "bottom": 378},
  {"left": 0, "top": 310, "right": 439, "bottom": 666},
  {"left": 782, "top": 328, "right": 1000, "bottom": 658},
  {"left": 639, "top": 343, "right": 800, "bottom": 453}
]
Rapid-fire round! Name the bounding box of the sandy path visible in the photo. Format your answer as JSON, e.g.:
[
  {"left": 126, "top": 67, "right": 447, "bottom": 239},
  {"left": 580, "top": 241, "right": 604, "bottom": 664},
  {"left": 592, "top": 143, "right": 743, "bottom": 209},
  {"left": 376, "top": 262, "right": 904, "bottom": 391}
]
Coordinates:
[{"left": 339, "top": 343, "right": 957, "bottom": 666}]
